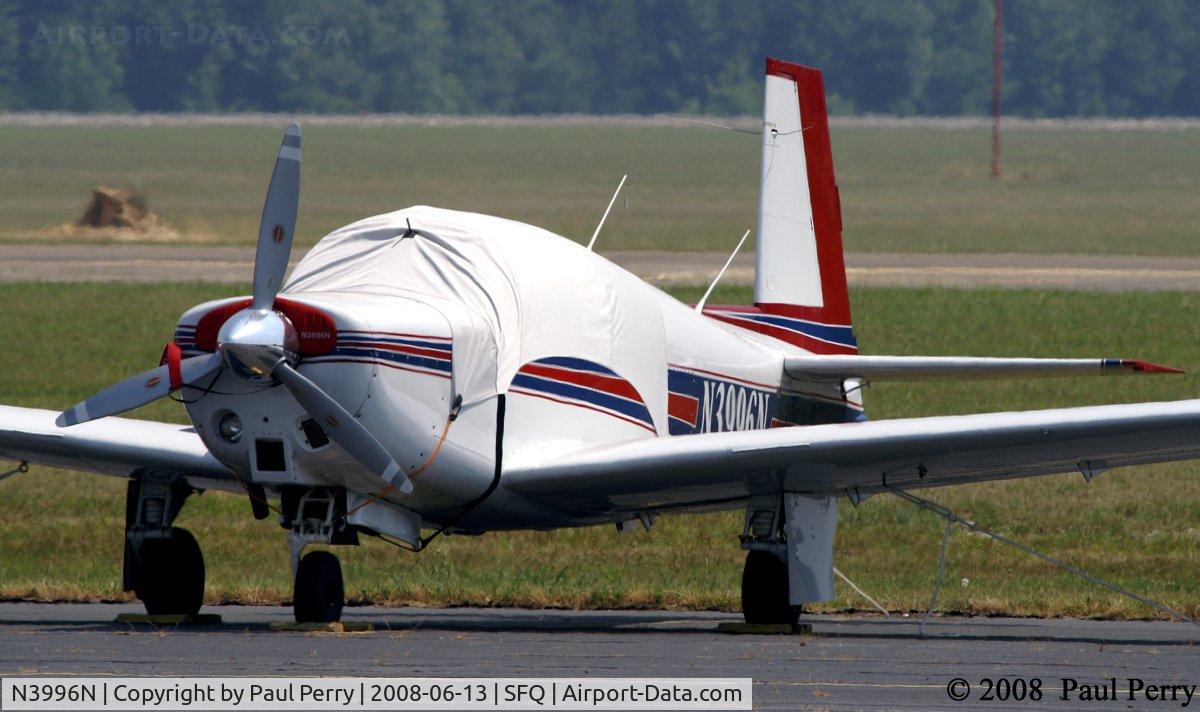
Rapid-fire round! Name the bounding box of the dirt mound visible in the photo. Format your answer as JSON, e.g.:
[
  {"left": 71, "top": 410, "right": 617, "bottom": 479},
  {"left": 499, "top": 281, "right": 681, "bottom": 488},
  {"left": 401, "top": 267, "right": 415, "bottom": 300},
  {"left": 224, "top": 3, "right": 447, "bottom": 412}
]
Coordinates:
[
  {"left": 42, "top": 186, "right": 184, "bottom": 242},
  {"left": 77, "top": 186, "right": 156, "bottom": 230}
]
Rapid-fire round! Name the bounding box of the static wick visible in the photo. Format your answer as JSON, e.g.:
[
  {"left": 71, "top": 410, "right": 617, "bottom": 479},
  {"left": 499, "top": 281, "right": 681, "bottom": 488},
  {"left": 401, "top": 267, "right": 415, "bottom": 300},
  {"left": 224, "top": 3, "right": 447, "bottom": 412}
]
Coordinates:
[
  {"left": 586, "top": 174, "right": 628, "bottom": 251},
  {"left": 695, "top": 229, "right": 751, "bottom": 312}
]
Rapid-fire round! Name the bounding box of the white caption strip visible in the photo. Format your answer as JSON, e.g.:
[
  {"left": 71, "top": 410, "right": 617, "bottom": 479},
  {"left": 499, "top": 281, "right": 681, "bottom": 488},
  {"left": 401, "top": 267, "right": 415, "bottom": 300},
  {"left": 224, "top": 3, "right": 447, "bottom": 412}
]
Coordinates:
[{"left": 1, "top": 678, "right": 752, "bottom": 711}]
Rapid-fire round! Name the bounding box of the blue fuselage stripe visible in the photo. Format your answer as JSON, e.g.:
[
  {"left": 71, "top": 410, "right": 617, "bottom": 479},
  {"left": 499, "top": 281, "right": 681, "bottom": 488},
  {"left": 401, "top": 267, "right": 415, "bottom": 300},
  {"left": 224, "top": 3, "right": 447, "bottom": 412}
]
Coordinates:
[
  {"left": 511, "top": 373, "right": 653, "bottom": 425},
  {"left": 721, "top": 312, "right": 857, "bottom": 347}
]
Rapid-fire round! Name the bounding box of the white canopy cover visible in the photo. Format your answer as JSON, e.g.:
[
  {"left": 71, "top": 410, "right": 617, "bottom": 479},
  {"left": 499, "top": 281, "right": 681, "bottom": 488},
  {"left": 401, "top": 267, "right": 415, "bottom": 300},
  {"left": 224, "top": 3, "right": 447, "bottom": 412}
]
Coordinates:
[{"left": 284, "top": 206, "right": 668, "bottom": 434}]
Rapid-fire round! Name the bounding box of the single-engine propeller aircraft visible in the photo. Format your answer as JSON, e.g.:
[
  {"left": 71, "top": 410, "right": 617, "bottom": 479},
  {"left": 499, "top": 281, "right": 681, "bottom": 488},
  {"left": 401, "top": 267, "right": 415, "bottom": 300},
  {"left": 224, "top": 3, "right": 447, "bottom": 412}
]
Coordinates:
[{"left": 3, "top": 57, "right": 1199, "bottom": 624}]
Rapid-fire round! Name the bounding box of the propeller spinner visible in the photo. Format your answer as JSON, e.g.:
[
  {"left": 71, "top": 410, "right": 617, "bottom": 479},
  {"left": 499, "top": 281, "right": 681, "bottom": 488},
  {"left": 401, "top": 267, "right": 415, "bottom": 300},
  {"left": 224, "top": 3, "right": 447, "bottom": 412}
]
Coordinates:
[{"left": 56, "top": 124, "right": 411, "bottom": 494}]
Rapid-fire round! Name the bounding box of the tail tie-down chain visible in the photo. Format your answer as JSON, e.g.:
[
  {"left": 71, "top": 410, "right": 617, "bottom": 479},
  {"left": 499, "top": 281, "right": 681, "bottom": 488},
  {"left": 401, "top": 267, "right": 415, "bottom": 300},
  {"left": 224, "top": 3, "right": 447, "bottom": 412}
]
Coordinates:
[{"left": 886, "top": 486, "right": 1199, "bottom": 633}]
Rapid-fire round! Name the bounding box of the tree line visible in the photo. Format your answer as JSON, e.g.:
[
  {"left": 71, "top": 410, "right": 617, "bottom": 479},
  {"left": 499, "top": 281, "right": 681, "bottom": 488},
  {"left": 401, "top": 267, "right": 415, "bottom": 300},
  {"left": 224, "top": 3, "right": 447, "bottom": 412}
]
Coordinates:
[{"left": 2, "top": 0, "right": 1197, "bottom": 117}]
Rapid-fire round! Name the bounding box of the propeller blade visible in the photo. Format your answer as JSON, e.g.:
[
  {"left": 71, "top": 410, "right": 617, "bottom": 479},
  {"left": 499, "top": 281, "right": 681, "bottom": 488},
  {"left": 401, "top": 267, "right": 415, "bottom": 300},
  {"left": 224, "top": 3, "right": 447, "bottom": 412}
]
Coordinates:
[
  {"left": 57, "top": 353, "right": 222, "bottom": 427},
  {"left": 273, "top": 362, "right": 411, "bottom": 494},
  {"left": 252, "top": 123, "right": 301, "bottom": 311}
]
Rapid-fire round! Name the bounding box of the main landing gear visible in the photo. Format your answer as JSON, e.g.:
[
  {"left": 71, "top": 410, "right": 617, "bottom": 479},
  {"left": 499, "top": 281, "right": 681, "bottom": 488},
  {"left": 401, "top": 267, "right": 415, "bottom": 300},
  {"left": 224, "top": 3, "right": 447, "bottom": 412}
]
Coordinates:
[
  {"left": 741, "top": 549, "right": 799, "bottom": 626},
  {"left": 738, "top": 493, "right": 839, "bottom": 626},
  {"left": 281, "top": 487, "right": 356, "bottom": 623},
  {"left": 739, "top": 497, "right": 800, "bottom": 625},
  {"left": 137, "top": 527, "right": 205, "bottom": 615},
  {"left": 124, "top": 473, "right": 206, "bottom": 616}
]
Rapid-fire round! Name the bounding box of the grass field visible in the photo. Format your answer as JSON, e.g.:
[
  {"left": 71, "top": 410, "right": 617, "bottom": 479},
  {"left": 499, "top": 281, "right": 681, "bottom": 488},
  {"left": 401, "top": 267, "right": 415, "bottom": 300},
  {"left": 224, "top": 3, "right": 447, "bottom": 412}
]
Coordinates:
[
  {"left": 1, "top": 282, "right": 1198, "bottom": 618},
  {"left": 1, "top": 124, "right": 1199, "bottom": 255}
]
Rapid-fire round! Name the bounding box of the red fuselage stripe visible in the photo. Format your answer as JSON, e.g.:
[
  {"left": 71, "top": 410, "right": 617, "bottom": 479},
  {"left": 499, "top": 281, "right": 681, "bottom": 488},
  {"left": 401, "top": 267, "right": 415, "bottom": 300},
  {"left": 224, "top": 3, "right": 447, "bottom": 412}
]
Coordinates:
[
  {"left": 518, "top": 363, "right": 643, "bottom": 402},
  {"left": 705, "top": 313, "right": 857, "bottom": 355},
  {"left": 667, "top": 392, "right": 699, "bottom": 426}
]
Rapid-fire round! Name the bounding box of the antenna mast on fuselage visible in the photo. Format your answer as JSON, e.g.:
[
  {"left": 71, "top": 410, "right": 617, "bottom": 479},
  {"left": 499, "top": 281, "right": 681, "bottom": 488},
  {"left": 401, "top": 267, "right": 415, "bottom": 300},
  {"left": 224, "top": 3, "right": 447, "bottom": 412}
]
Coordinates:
[
  {"left": 695, "top": 228, "right": 751, "bottom": 313},
  {"left": 585, "top": 174, "right": 628, "bottom": 251}
]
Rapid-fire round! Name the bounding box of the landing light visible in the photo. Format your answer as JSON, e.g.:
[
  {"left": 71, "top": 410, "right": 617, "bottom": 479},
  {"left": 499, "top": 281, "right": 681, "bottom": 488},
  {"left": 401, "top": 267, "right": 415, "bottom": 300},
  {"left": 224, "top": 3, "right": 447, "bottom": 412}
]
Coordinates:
[{"left": 217, "top": 412, "right": 243, "bottom": 444}]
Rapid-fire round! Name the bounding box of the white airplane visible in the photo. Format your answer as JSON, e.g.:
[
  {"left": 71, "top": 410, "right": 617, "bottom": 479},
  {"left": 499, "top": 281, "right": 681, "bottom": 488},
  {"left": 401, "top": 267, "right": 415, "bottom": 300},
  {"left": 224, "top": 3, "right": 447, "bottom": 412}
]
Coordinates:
[{"left": 2, "top": 57, "right": 1198, "bottom": 625}]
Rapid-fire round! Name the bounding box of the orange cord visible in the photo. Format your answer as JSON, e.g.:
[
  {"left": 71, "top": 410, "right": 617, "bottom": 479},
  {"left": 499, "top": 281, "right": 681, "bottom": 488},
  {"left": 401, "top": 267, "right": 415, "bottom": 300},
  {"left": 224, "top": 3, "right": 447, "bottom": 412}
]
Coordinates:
[
  {"left": 408, "top": 415, "right": 454, "bottom": 479},
  {"left": 344, "top": 408, "right": 457, "bottom": 516}
]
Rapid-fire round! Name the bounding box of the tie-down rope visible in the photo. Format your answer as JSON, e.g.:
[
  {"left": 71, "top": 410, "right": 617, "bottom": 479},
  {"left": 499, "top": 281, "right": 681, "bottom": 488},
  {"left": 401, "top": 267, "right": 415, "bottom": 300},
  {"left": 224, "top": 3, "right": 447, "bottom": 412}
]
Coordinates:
[
  {"left": 0, "top": 461, "right": 29, "bottom": 484},
  {"left": 886, "top": 485, "right": 1200, "bottom": 632},
  {"left": 833, "top": 566, "right": 890, "bottom": 616},
  {"left": 920, "top": 519, "right": 953, "bottom": 637}
]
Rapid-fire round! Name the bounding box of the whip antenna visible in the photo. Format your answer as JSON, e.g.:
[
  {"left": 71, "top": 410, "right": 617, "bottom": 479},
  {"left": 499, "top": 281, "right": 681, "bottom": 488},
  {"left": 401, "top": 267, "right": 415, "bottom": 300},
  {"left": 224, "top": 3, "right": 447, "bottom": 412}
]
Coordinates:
[
  {"left": 586, "top": 174, "right": 627, "bottom": 251},
  {"left": 695, "top": 229, "right": 750, "bottom": 312}
]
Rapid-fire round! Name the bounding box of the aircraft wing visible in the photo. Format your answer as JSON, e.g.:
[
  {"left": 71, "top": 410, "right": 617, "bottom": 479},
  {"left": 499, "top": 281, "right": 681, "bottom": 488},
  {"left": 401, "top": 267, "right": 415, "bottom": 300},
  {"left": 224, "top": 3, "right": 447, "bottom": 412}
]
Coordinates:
[
  {"left": 0, "top": 405, "right": 237, "bottom": 491},
  {"left": 784, "top": 355, "right": 1182, "bottom": 382},
  {"left": 503, "top": 399, "right": 1200, "bottom": 514}
]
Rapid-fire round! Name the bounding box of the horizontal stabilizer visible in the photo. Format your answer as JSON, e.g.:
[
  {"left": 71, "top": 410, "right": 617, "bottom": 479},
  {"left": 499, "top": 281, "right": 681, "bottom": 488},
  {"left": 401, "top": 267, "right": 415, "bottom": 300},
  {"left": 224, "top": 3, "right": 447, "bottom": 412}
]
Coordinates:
[{"left": 783, "top": 356, "right": 1183, "bottom": 382}]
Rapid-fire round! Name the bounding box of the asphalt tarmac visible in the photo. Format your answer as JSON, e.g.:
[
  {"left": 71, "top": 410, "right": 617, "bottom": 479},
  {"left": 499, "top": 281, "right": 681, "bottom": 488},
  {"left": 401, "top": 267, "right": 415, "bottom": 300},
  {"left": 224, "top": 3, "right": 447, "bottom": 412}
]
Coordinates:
[
  {"left": 4, "top": 244, "right": 1200, "bottom": 291},
  {"left": 1, "top": 603, "right": 1197, "bottom": 710}
]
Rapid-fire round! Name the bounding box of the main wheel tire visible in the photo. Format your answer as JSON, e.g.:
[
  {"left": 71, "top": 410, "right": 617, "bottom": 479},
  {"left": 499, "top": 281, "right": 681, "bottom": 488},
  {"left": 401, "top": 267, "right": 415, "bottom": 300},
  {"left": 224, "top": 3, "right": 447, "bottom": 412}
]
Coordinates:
[
  {"left": 741, "top": 549, "right": 800, "bottom": 626},
  {"left": 294, "top": 550, "right": 344, "bottom": 623},
  {"left": 136, "top": 527, "right": 205, "bottom": 616}
]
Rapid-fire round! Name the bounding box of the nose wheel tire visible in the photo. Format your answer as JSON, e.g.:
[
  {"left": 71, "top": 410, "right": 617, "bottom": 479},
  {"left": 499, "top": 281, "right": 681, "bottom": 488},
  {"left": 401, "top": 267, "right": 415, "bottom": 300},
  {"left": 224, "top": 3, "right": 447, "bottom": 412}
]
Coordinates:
[
  {"left": 741, "top": 549, "right": 801, "bottom": 626},
  {"left": 293, "top": 550, "right": 344, "bottom": 623},
  {"left": 135, "top": 527, "right": 206, "bottom": 617}
]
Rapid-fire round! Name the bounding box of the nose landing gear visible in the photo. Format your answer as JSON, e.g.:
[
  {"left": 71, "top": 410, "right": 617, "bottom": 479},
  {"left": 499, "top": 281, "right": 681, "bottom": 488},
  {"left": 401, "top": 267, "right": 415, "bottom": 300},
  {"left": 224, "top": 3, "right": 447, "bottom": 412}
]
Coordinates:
[
  {"left": 282, "top": 487, "right": 355, "bottom": 623},
  {"left": 293, "top": 550, "right": 344, "bottom": 623}
]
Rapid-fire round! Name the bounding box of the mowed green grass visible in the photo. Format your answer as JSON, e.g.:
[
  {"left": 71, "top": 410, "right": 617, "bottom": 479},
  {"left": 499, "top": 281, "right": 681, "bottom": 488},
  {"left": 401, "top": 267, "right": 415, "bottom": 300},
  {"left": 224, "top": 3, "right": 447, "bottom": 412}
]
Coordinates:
[
  {"left": 1, "top": 282, "right": 1199, "bottom": 618},
  {"left": 1, "top": 124, "right": 1198, "bottom": 254}
]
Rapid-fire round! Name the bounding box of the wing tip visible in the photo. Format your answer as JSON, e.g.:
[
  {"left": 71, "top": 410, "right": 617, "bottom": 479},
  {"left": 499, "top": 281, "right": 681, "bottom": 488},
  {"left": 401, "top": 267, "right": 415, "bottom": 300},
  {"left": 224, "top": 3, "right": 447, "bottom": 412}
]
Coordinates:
[{"left": 1120, "top": 359, "right": 1185, "bottom": 375}]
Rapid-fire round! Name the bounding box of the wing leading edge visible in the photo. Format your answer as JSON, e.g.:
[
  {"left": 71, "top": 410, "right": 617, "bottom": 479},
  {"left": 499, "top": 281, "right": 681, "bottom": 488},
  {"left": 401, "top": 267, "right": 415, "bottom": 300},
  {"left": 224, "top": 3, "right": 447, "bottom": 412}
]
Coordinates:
[
  {"left": 0, "top": 405, "right": 235, "bottom": 489},
  {"left": 504, "top": 399, "right": 1200, "bottom": 514}
]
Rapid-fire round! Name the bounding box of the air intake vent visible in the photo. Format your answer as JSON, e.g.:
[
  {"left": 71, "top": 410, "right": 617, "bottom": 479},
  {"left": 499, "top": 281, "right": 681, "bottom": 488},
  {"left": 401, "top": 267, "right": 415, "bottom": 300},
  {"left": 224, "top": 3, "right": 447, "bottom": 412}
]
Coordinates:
[{"left": 299, "top": 418, "right": 330, "bottom": 449}]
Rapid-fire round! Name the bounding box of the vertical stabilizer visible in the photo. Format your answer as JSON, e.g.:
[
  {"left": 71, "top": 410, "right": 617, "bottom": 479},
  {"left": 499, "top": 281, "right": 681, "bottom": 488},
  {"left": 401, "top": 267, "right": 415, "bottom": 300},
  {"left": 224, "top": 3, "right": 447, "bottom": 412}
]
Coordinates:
[{"left": 751, "top": 58, "right": 855, "bottom": 354}]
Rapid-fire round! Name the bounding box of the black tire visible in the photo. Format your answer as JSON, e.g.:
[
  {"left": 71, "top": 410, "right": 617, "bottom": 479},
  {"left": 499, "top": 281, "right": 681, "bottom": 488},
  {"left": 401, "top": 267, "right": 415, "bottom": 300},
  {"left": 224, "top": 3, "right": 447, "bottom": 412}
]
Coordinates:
[
  {"left": 294, "top": 550, "right": 344, "bottom": 623},
  {"left": 741, "top": 549, "right": 800, "bottom": 626},
  {"left": 136, "top": 527, "right": 205, "bottom": 616}
]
